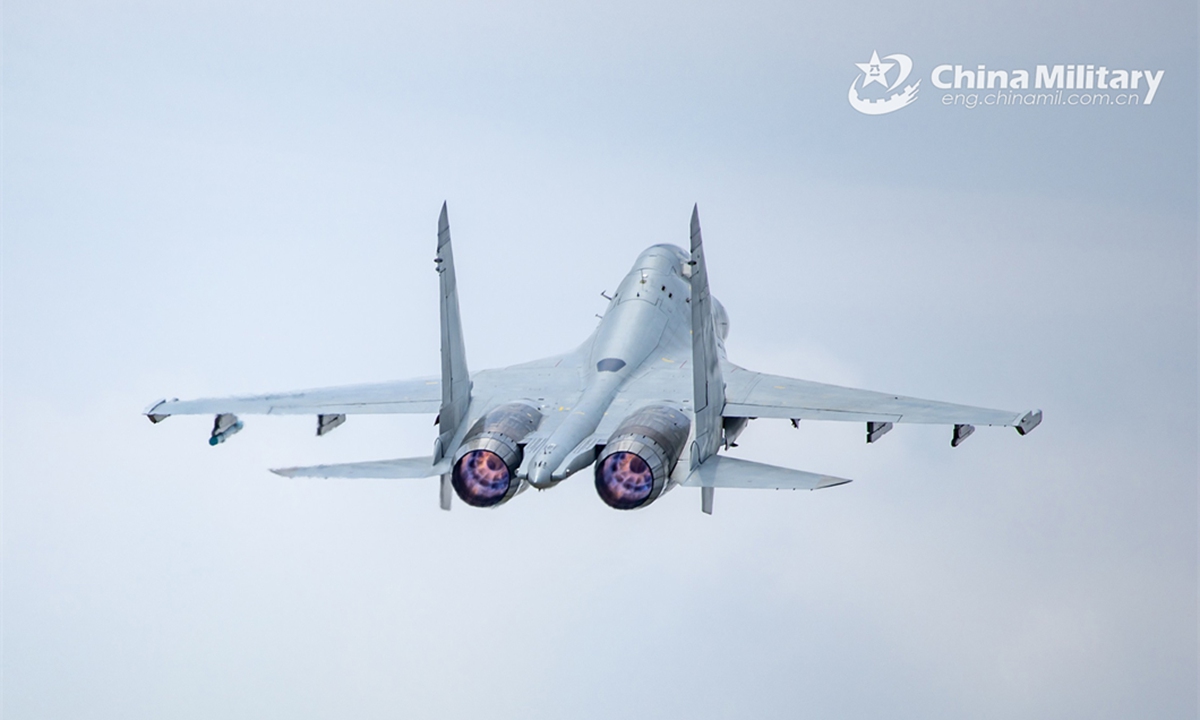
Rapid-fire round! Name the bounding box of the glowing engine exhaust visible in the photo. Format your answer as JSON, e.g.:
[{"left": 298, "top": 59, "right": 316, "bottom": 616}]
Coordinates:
[
  {"left": 451, "top": 402, "right": 542, "bottom": 507},
  {"left": 594, "top": 405, "right": 690, "bottom": 510}
]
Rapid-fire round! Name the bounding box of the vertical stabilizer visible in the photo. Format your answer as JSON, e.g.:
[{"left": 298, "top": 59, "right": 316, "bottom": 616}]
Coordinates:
[
  {"left": 689, "top": 205, "right": 725, "bottom": 486},
  {"left": 435, "top": 202, "right": 471, "bottom": 463}
]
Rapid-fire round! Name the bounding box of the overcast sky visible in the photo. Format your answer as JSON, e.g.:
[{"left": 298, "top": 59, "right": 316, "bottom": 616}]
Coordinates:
[{"left": 3, "top": 1, "right": 1197, "bottom": 718}]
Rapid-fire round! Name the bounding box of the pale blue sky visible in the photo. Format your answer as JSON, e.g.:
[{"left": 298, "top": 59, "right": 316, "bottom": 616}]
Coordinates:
[{"left": 3, "top": 2, "right": 1196, "bottom": 718}]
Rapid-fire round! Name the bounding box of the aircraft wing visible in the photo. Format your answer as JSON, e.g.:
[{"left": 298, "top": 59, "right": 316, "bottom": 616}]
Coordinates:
[
  {"left": 470, "top": 354, "right": 585, "bottom": 410},
  {"left": 722, "top": 364, "right": 1036, "bottom": 428},
  {"left": 144, "top": 353, "right": 586, "bottom": 422},
  {"left": 145, "top": 378, "right": 443, "bottom": 419}
]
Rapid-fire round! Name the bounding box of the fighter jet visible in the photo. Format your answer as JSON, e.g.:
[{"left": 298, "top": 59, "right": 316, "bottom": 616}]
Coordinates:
[{"left": 145, "top": 204, "right": 1041, "bottom": 514}]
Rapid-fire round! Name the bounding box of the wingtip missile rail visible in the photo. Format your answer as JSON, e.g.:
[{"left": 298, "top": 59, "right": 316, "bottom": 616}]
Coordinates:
[{"left": 1016, "top": 409, "right": 1043, "bottom": 436}]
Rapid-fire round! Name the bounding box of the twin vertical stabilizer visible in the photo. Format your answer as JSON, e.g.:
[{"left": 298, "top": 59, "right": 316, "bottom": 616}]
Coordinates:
[
  {"left": 435, "top": 202, "right": 471, "bottom": 509},
  {"left": 684, "top": 207, "right": 851, "bottom": 514},
  {"left": 689, "top": 206, "right": 726, "bottom": 514}
]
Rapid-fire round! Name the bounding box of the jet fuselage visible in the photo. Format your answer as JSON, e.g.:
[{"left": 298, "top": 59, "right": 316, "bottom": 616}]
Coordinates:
[{"left": 524, "top": 243, "right": 723, "bottom": 488}]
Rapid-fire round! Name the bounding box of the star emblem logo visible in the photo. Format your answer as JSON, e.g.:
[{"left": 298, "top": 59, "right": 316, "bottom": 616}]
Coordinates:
[
  {"left": 855, "top": 50, "right": 895, "bottom": 88},
  {"left": 847, "top": 50, "right": 920, "bottom": 115}
]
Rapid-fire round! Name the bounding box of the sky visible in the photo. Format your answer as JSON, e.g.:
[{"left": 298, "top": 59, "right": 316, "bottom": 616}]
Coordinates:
[{"left": 3, "top": 1, "right": 1197, "bottom": 718}]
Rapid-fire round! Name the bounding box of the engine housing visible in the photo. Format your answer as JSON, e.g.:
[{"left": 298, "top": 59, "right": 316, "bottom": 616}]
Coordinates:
[
  {"left": 451, "top": 401, "right": 542, "bottom": 507},
  {"left": 594, "top": 404, "right": 691, "bottom": 510}
]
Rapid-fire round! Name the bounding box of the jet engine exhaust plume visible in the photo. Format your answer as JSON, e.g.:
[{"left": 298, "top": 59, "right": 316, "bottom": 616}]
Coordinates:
[
  {"left": 449, "top": 401, "right": 542, "bottom": 508},
  {"left": 594, "top": 405, "right": 690, "bottom": 510},
  {"left": 596, "top": 451, "right": 654, "bottom": 509},
  {"left": 452, "top": 449, "right": 511, "bottom": 507}
]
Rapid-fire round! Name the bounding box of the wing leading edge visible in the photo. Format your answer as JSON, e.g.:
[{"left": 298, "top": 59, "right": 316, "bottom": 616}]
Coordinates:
[{"left": 145, "top": 378, "right": 441, "bottom": 420}]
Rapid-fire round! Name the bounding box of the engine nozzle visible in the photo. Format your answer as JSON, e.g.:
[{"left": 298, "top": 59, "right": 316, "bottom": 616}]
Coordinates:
[
  {"left": 450, "top": 402, "right": 542, "bottom": 508},
  {"left": 595, "top": 451, "right": 655, "bottom": 509},
  {"left": 594, "top": 405, "right": 690, "bottom": 510},
  {"left": 452, "top": 449, "right": 512, "bottom": 507}
]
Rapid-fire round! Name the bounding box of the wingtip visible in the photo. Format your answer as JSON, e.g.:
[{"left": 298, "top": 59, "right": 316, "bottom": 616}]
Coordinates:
[
  {"left": 144, "top": 398, "right": 171, "bottom": 423},
  {"left": 270, "top": 467, "right": 297, "bottom": 477},
  {"left": 814, "top": 476, "right": 853, "bottom": 490},
  {"left": 1015, "top": 409, "right": 1043, "bottom": 436},
  {"left": 437, "top": 202, "right": 451, "bottom": 245}
]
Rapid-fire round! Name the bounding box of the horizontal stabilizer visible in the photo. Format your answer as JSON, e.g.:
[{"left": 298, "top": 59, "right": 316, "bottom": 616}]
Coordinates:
[
  {"left": 682, "top": 455, "right": 851, "bottom": 490},
  {"left": 271, "top": 456, "right": 451, "bottom": 479}
]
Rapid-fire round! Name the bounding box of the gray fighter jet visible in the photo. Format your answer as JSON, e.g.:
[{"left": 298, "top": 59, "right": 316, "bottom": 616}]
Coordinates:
[{"left": 145, "top": 204, "right": 1041, "bottom": 514}]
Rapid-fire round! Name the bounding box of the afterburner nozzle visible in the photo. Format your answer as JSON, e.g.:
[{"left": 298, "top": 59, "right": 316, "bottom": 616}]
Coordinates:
[{"left": 451, "top": 449, "right": 512, "bottom": 507}]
